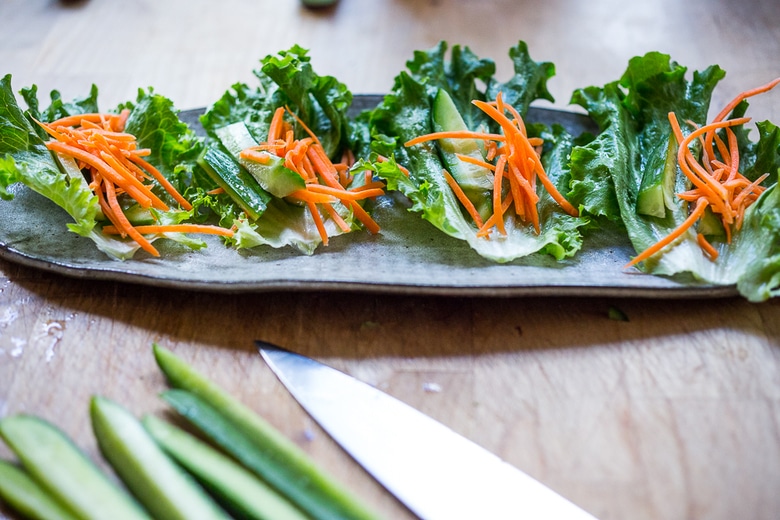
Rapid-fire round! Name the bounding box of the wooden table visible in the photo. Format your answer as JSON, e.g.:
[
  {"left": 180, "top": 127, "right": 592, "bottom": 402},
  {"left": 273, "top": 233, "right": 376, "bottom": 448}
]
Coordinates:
[{"left": 2, "top": 1, "right": 780, "bottom": 519}]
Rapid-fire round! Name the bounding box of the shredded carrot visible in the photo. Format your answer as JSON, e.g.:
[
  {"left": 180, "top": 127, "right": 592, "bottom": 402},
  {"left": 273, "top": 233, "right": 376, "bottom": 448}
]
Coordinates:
[
  {"left": 322, "top": 203, "right": 352, "bottom": 233},
  {"left": 102, "top": 224, "right": 234, "bottom": 237},
  {"left": 238, "top": 107, "right": 386, "bottom": 245},
  {"left": 404, "top": 131, "right": 505, "bottom": 147},
  {"left": 455, "top": 153, "right": 496, "bottom": 171},
  {"left": 443, "top": 169, "right": 484, "bottom": 228},
  {"left": 404, "top": 92, "right": 578, "bottom": 239},
  {"left": 240, "top": 149, "right": 273, "bottom": 165},
  {"left": 103, "top": 177, "right": 159, "bottom": 257},
  {"left": 625, "top": 198, "right": 710, "bottom": 268},
  {"left": 626, "top": 77, "right": 780, "bottom": 267},
  {"left": 696, "top": 233, "right": 719, "bottom": 261},
  {"left": 493, "top": 155, "right": 508, "bottom": 235},
  {"left": 477, "top": 190, "right": 514, "bottom": 238},
  {"left": 37, "top": 112, "right": 232, "bottom": 256},
  {"left": 307, "top": 201, "right": 329, "bottom": 246},
  {"left": 267, "top": 107, "right": 286, "bottom": 145}
]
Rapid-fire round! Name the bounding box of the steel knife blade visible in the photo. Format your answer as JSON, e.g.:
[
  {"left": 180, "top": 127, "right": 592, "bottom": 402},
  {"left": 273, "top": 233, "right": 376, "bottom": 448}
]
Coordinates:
[{"left": 257, "top": 340, "right": 598, "bottom": 520}]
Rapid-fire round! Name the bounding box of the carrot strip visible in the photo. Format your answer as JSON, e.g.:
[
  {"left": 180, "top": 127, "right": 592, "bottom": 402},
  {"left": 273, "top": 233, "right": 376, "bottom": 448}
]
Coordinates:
[
  {"left": 240, "top": 149, "right": 272, "bottom": 164},
  {"left": 346, "top": 200, "right": 381, "bottom": 234},
  {"left": 100, "top": 151, "right": 169, "bottom": 211},
  {"left": 492, "top": 156, "right": 507, "bottom": 234},
  {"left": 46, "top": 141, "right": 153, "bottom": 207},
  {"left": 102, "top": 179, "right": 159, "bottom": 257},
  {"left": 285, "top": 106, "right": 321, "bottom": 146},
  {"left": 731, "top": 173, "right": 769, "bottom": 221},
  {"left": 711, "top": 77, "right": 780, "bottom": 125},
  {"left": 286, "top": 189, "right": 337, "bottom": 204},
  {"left": 48, "top": 113, "right": 109, "bottom": 128},
  {"left": 306, "top": 201, "right": 328, "bottom": 246},
  {"left": 404, "top": 131, "right": 505, "bottom": 147},
  {"left": 102, "top": 224, "right": 233, "bottom": 237},
  {"left": 477, "top": 191, "right": 514, "bottom": 238},
  {"left": 443, "top": 169, "right": 484, "bottom": 228},
  {"left": 625, "top": 199, "right": 710, "bottom": 268},
  {"left": 127, "top": 154, "right": 192, "bottom": 210},
  {"left": 267, "top": 106, "right": 286, "bottom": 144},
  {"left": 239, "top": 106, "right": 386, "bottom": 243},
  {"left": 696, "top": 233, "right": 719, "bottom": 261},
  {"left": 455, "top": 153, "right": 496, "bottom": 171},
  {"left": 350, "top": 180, "right": 386, "bottom": 192},
  {"left": 322, "top": 203, "right": 351, "bottom": 233},
  {"left": 306, "top": 145, "right": 342, "bottom": 188},
  {"left": 305, "top": 184, "right": 384, "bottom": 201}
]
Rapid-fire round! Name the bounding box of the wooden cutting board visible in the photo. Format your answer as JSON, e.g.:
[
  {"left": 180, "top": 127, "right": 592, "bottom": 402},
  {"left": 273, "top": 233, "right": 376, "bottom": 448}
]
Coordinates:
[{"left": 3, "top": 256, "right": 780, "bottom": 519}]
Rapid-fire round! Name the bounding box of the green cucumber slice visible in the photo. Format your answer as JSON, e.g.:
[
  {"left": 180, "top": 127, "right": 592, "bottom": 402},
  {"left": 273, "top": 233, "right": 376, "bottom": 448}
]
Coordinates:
[
  {"left": 143, "top": 415, "right": 308, "bottom": 520},
  {"left": 0, "top": 414, "right": 149, "bottom": 520},
  {"left": 198, "top": 145, "right": 272, "bottom": 221},
  {"left": 152, "top": 344, "right": 380, "bottom": 520},
  {"left": 0, "top": 459, "right": 79, "bottom": 520},
  {"left": 432, "top": 88, "right": 493, "bottom": 219},
  {"left": 90, "top": 396, "right": 230, "bottom": 520},
  {"left": 215, "top": 123, "right": 306, "bottom": 198},
  {"left": 637, "top": 132, "right": 678, "bottom": 217}
]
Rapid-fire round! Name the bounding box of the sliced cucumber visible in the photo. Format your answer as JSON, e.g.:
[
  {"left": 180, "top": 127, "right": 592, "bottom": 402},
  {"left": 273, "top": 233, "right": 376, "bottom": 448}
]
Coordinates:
[
  {"left": 215, "top": 122, "right": 305, "bottom": 198},
  {"left": 637, "top": 131, "right": 678, "bottom": 217},
  {"left": 0, "top": 414, "right": 149, "bottom": 520},
  {"left": 152, "top": 344, "right": 380, "bottom": 520},
  {"left": 198, "top": 145, "right": 272, "bottom": 220},
  {"left": 697, "top": 205, "right": 726, "bottom": 237},
  {"left": 0, "top": 459, "right": 79, "bottom": 520},
  {"left": 90, "top": 396, "right": 230, "bottom": 520},
  {"left": 432, "top": 88, "right": 493, "bottom": 219},
  {"left": 143, "top": 415, "right": 308, "bottom": 520}
]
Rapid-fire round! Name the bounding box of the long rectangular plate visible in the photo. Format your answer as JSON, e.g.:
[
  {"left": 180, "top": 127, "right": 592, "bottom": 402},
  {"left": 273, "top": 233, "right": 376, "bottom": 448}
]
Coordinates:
[{"left": 0, "top": 96, "right": 736, "bottom": 298}]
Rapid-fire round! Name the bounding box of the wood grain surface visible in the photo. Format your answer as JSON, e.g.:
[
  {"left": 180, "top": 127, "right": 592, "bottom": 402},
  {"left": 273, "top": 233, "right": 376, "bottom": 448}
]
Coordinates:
[{"left": 2, "top": 1, "right": 780, "bottom": 519}]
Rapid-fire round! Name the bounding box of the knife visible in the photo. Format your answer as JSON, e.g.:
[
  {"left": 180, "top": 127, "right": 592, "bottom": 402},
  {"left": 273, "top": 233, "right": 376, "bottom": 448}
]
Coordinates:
[{"left": 256, "top": 340, "right": 599, "bottom": 520}]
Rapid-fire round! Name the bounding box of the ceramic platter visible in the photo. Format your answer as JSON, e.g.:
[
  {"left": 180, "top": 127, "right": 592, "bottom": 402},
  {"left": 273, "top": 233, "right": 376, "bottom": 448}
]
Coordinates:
[{"left": 0, "top": 96, "right": 736, "bottom": 298}]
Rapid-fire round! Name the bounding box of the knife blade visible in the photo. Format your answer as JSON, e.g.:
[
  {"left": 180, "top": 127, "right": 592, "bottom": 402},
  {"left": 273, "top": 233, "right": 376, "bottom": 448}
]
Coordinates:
[{"left": 256, "top": 340, "right": 598, "bottom": 520}]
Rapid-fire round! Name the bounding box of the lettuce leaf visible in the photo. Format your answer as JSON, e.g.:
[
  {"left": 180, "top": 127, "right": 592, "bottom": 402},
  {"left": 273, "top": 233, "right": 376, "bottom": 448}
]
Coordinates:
[
  {"left": 366, "top": 41, "right": 588, "bottom": 262},
  {"left": 200, "top": 45, "right": 352, "bottom": 160},
  {"left": 569, "top": 52, "right": 780, "bottom": 300},
  {"left": 0, "top": 75, "right": 209, "bottom": 259},
  {"left": 196, "top": 46, "right": 366, "bottom": 255}
]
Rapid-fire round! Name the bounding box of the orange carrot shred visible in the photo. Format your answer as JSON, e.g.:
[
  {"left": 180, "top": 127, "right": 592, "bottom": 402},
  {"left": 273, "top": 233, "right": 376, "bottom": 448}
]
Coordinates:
[
  {"left": 235, "top": 107, "right": 387, "bottom": 245},
  {"left": 404, "top": 91, "right": 578, "bottom": 239},
  {"left": 626, "top": 198, "right": 710, "bottom": 268},
  {"left": 628, "top": 78, "right": 779, "bottom": 266},
  {"left": 306, "top": 201, "right": 329, "bottom": 246},
  {"left": 404, "top": 131, "right": 505, "bottom": 147},
  {"left": 102, "top": 224, "right": 234, "bottom": 237},
  {"left": 36, "top": 111, "right": 230, "bottom": 256},
  {"left": 443, "top": 169, "right": 484, "bottom": 228},
  {"left": 696, "top": 233, "right": 719, "bottom": 261}
]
